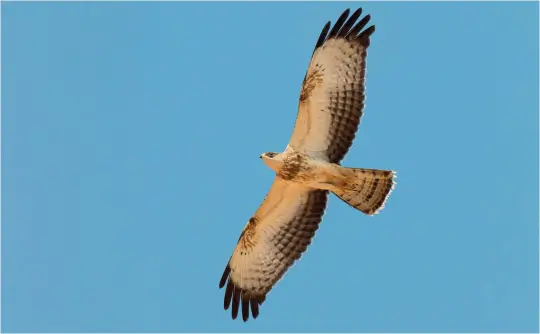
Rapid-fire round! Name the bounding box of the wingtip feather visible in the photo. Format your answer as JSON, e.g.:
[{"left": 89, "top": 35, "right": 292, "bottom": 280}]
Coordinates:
[
  {"left": 219, "top": 264, "right": 230, "bottom": 289},
  {"left": 312, "top": 8, "right": 375, "bottom": 55}
]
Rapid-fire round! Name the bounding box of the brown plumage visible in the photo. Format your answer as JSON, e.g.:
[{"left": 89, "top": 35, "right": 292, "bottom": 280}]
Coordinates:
[
  {"left": 291, "top": 8, "right": 374, "bottom": 163},
  {"left": 219, "top": 181, "right": 328, "bottom": 321},
  {"left": 219, "top": 8, "right": 396, "bottom": 322}
]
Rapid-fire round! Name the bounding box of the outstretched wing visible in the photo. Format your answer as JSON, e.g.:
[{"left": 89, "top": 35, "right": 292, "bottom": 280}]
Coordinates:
[
  {"left": 219, "top": 177, "right": 328, "bottom": 321},
  {"left": 288, "top": 8, "right": 375, "bottom": 163}
]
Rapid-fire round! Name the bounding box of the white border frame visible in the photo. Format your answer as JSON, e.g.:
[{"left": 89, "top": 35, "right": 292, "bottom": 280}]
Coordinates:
[{"left": 0, "top": 1, "right": 537, "bottom": 333}]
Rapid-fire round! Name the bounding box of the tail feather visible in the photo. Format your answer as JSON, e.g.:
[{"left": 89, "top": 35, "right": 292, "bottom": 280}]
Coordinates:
[{"left": 332, "top": 168, "right": 396, "bottom": 215}]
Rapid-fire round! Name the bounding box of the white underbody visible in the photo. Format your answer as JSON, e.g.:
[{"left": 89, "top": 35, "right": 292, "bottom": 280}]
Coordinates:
[{"left": 261, "top": 149, "right": 351, "bottom": 192}]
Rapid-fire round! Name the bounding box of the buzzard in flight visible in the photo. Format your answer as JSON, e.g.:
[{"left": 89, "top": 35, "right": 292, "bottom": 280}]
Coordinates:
[{"left": 219, "top": 8, "right": 396, "bottom": 321}]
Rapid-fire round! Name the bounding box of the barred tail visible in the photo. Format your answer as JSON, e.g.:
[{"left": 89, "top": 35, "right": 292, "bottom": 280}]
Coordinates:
[{"left": 332, "top": 168, "right": 396, "bottom": 215}]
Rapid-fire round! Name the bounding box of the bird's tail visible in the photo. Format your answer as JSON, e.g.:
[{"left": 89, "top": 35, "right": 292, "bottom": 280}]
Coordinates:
[{"left": 331, "top": 168, "right": 396, "bottom": 215}]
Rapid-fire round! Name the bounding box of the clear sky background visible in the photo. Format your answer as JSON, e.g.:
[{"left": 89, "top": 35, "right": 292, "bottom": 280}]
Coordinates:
[{"left": 2, "top": 1, "right": 538, "bottom": 332}]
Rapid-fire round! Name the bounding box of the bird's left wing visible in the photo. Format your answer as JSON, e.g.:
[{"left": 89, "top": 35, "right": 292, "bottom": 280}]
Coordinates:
[
  {"left": 219, "top": 177, "right": 328, "bottom": 321},
  {"left": 288, "top": 8, "right": 375, "bottom": 163}
]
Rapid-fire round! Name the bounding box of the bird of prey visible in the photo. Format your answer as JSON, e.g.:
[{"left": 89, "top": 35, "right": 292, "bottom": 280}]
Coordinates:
[{"left": 219, "top": 8, "right": 396, "bottom": 322}]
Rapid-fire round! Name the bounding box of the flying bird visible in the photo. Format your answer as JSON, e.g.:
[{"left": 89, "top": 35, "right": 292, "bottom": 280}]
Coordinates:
[{"left": 219, "top": 8, "right": 396, "bottom": 322}]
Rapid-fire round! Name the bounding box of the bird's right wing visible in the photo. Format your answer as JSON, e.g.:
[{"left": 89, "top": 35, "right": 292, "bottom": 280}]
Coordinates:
[{"left": 219, "top": 177, "right": 328, "bottom": 321}]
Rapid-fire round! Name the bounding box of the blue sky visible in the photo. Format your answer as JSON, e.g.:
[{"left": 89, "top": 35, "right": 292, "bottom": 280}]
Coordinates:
[{"left": 2, "top": 1, "right": 538, "bottom": 332}]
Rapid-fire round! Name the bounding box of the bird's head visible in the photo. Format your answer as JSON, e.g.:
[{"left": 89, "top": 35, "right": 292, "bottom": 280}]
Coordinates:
[
  {"left": 259, "top": 152, "right": 280, "bottom": 160},
  {"left": 259, "top": 152, "right": 283, "bottom": 171}
]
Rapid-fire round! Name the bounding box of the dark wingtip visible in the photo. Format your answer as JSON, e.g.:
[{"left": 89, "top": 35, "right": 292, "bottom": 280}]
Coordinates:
[
  {"left": 313, "top": 21, "right": 331, "bottom": 53},
  {"left": 231, "top": 285, "right": 240, "bottom": 320},
  {"left": 363, "top": 25, "right": 376, "bottom": 38},
  {"left": 327, "top": 8, "right": 350, "bottom": 39},
  {"left": 250, "top": 299, "right": 259, "bottom": 319},
  {"left": 221, "top": 274, "right": 267, "bottom": 321},
  {"left": 224, "top": 280, "right": 234, "bottom": 310},
  {"left": 348, "top": 13, "right": 373, "bottom": 40},
  {"left": 358, "top": 25, "right": 376, "bottom": 47},
  {"left": 338, "top": 8, "right": 363, "bottom": 39},
  {"left": 219, "top": 264, "right": 230, "bottom": 289},
  {"left": 312, "top": 8, "right": 375, "bottom": 55},
  {"left": 242, "top": 296, "right": 250, "bottom": 322}
]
